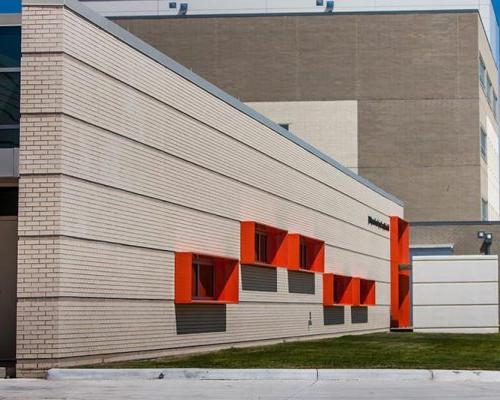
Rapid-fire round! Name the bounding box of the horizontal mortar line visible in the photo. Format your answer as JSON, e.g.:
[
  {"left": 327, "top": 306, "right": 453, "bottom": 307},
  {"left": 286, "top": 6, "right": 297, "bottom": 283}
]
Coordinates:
[
  {"left": 18, "top": 172, "right": 391, "bottom": 262},
  {"left": 16, "top": 328, "right": 388, "bottom": 363},
  {"left": 20, "top": 109, "right": 391, "bottom": 242},
  {"left": 21, "top": 48, "right": 402, "bottom": 213}
]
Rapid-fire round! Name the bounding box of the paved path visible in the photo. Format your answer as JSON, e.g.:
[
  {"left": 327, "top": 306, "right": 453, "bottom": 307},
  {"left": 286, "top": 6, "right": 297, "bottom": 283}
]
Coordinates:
[{"left": 1, "top": 379, "right": 500, "bottom": 399}]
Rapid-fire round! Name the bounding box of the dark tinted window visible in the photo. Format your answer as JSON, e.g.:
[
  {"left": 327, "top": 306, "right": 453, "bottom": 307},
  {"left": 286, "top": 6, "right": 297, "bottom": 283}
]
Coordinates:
[
  {"left": 192, "top": 258, "right": 215, "bottom": 299},
  {"left": 0, "top": 26, "right": 21, "bottom": 68},
  {"left": 0, "top": 128, "right": 19, "bottom": 148},
  {"left": 300, "top": 238, "right": 308, "bottom": 269},
  {"left": 0, "top": 72, "right": 20, "bottom": 125},
  {"left": 0, "top": 187, "right": 18, "bottom": 216},
  {"left": 255, "top": 230, "right": 268, "bottom": 263}
]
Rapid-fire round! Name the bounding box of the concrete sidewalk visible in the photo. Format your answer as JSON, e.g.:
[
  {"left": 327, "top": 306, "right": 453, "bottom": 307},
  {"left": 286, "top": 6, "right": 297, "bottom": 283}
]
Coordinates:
[{"left": 1, "top": 378, "right": 500, "bottom": 399}]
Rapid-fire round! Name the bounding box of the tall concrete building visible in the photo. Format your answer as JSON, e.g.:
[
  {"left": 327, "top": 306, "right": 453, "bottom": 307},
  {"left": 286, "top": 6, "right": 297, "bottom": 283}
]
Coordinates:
[{"left": 86, "top": 0, "right": 500, "bottom": 222}]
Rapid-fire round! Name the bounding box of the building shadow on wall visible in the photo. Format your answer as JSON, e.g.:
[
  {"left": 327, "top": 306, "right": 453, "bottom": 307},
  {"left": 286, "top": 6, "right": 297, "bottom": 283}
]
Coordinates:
[
  {"left": 241, "top": 265, "right": 278, "bottom": 292},
  {"left": 175, "top": 304, "right": 226, "bottom": 334},
  {"left": 323, "top": 306, "right": 345, "bottom": 325},
  {"left": 351, "top": 306, "right": 368, "bottom": 324},
  {"left": 288, "top": 271, "right": 315, "bottom": 294}
]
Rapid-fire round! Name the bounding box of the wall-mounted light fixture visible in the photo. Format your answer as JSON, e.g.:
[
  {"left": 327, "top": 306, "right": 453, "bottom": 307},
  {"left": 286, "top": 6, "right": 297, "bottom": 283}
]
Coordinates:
[
  {"left": 179, "top": 3, "right": 188, "bottom": 15},
  {"left": 478, "top": 231, "right": 493, "bottom": 255}
]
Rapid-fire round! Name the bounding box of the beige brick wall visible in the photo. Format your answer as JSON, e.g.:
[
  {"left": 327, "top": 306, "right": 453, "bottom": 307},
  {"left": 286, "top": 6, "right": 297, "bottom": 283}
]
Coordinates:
[
  {"left": 17, "top": 3, "right": 403, "bottom": 374},
  {"left": 246, "top": 101, "right": 359, "bottom": 172}
]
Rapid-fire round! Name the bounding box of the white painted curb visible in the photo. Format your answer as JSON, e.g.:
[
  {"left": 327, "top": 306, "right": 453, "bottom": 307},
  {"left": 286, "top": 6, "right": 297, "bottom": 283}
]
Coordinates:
[{"left": 47, "top": 368, "right": 500, "bottom": 382}]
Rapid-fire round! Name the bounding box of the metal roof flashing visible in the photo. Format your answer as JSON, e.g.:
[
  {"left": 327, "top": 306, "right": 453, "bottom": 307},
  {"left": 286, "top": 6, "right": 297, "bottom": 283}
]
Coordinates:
[{"left": 22, "top": 0, "right": 404, "bottom": 207}]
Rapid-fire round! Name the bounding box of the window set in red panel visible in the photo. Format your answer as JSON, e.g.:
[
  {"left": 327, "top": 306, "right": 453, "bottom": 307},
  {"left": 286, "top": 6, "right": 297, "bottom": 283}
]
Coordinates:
[
  {"left": 174, "top": 252, "right": 239, "bottom": 304},
  {"left": 286, "top": 234, "right": 325, "bottom": 273},
  {"left": 323, "top": 273, "right": 376, "bottom": 306},
  {"left": 240, "top": 221, "right": 288, "bottom": 268},
  {"left": 241, "top": 222, "right": 325, "bottom": 273}
]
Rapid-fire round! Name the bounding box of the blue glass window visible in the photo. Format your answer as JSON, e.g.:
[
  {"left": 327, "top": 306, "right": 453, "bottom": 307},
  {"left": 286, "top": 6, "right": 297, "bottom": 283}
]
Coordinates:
[
  {"left": 0, "top": 1, "right": 21, "bottom": 14},
  {"left": 0, "top": 26, "right": 21, "bottom": 68}
]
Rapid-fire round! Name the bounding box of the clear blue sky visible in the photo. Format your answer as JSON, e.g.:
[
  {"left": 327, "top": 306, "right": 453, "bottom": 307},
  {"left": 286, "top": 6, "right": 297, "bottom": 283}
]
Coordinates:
[{"left": 495, "top": 0, "right": 500, "bottom": 24}]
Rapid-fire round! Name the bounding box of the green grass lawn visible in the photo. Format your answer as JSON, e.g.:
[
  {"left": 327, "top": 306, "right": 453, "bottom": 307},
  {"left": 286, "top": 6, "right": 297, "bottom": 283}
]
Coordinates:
[{"left": 93, "top": 333, "right": 500, "bottom": 370}]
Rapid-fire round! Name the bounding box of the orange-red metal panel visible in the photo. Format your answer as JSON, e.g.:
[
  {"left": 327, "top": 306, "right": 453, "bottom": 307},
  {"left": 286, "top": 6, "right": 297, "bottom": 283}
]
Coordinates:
[
  {"left": 216, "top": 257, "right": 239, "bottom": 303},
  {"left": 240, "top": 221, "right": 256, "bottom": 265},
  {"left": 333, "top": 274, "right": 353, "bottom": 305},
  {"left": 175, "top": 252, "right": 194, "bottom": 304},
  {"left": 390, "top": 216, "right": 411, "bottom": 328},
  {"left": 323, "top": 273, "right": 334, "bottom": 306},
  {"left": 360, "top": 279, "right": 376, "bottom": 306},
  {"left": 351, "top": 277, "right": 361, "bottom": 306}
]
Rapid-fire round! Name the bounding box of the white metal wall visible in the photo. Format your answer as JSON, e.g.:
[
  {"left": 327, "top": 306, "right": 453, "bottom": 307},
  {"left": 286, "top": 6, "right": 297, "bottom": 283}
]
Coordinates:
[{"left": 413, "top": 255, "right": 499, "bottom": 333}]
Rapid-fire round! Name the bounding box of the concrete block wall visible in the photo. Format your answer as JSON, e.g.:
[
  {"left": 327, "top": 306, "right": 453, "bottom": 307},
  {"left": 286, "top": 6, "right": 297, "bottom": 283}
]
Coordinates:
[
  {"left": 413, "top": 255, "right": 499, "bottom": 333},
  {"left": 17, "top": 0, "right": 403, "bottom": 376}
]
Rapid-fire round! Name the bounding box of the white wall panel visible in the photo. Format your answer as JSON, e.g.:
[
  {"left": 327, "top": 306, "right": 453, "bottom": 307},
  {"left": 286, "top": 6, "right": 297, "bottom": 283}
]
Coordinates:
[
  {"left": 412, "top": 255, "right": 499, "bottom": 333},
  {"left": 413, "top": 305, "right": 498, "bottom": 329},
  {"left": 413, "top": 255, "right": 498, "bottom": 282},
  {"left": 414, "top": 282, "right": 499, "bottom": 305}
]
